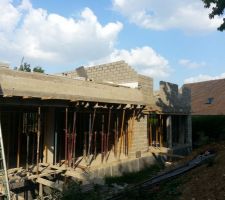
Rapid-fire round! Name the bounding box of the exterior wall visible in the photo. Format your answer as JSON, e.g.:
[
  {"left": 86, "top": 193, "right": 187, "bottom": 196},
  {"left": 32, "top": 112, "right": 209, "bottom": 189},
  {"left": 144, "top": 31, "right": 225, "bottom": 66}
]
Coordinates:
[
  {"left": 62, "top": 61, "right": 154, "bottom": 105},
  {"left": 0, "top": 67, "right": 146, "bottom": 105},
  {"left": 129, "top": 114, "right": 148, "bottom": 158},
  {"left": 155, "top": 81, "right": 191, "bottom": 114},
  {"left": 138, "top": 75, "right": 154, "bottom": 103},
  {"left": 65, "top": 61, "right": 138, "bottom": 84},
  {"left": 89, "top": 154, "right": 156, "bottom": 179}
]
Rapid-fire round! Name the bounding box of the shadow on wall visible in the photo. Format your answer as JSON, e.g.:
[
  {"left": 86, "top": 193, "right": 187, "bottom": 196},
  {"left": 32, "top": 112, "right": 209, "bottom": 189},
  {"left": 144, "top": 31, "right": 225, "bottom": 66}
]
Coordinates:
[
  {"left": 155, "top": 81, "right": 191, "bottom": 114},
  {"left": 0, "top": 84, "right": 3, "bottom": 96},
  {"left": 76, "top": 66, "right": 88, "bottom": 79}
]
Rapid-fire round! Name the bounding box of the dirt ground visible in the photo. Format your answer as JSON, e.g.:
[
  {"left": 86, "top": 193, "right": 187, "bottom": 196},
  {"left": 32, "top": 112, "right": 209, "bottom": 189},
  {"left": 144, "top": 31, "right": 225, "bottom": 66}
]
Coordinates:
[{"left": 179, "top": 142, "right": 225, "bottom": 200}]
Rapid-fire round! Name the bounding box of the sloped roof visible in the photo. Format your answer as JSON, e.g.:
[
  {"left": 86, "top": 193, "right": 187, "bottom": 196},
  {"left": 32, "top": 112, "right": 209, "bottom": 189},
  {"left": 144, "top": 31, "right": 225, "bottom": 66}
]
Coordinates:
[
  {"left": 184, "top": 79, "right": 225, "bottom": 115},
  {"left": 0, "top": 67, "right": 146, "bottom": 105}
]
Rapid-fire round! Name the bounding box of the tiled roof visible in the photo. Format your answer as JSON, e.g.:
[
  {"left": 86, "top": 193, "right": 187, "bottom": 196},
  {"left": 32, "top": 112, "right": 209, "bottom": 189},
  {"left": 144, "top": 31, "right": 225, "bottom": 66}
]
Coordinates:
[{"left": 184, "top": 79, "right": 225, "bottom": 115}]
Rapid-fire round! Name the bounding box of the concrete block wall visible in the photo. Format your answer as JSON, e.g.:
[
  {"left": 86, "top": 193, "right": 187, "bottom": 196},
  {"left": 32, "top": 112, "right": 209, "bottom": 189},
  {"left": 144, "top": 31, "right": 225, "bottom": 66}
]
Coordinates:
[
  {"left": 89, "top": 154, "right": 156, "bottom": 178},
  {"left": 61, "top": 60, "right": 155, "bottom": 105},
  {"left": 138, "top": 74, "right": 154, "bottom": 103},
  {"left": 85, "top": 61, "right": 138, "bottom": 83},
  {"left": 64, "top": 61, "right": 138, "bottom": 84},
  {"left": 155, "top": 81, "right": 191, "bottom": 114},
  {"left": 129, "top": 114, "right": 148, "bottom": 158}
]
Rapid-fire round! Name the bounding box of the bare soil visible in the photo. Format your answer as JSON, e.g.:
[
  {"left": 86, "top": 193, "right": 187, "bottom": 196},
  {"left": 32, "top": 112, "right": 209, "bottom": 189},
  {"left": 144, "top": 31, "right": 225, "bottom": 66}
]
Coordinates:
[{"left": 180, "top": 142, "right": 225, "bottom": 200}]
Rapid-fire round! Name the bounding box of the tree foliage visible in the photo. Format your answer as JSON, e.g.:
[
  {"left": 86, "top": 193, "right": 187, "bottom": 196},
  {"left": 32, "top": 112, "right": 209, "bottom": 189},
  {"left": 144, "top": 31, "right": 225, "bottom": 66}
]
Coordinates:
[
  {"left": 15, "top": 63, "right": 45, "bottom": 73},
  {"left": 202, "top": 0, "right": 225, "bottom": 31},
  {"left": 33, "top": 66, "right": 45, "bottom": 73},
  {"left": 18, "top": 62, "right": 31, "bottom": 72}
]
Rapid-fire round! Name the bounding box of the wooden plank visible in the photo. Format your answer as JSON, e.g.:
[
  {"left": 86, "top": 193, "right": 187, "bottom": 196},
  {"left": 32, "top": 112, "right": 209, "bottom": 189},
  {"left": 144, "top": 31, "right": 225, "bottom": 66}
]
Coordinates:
[
  {"left": 37, "top": 178, "right": 63, "bottom": 192},
  {"left": 65, "top": 170, "right": 86, "bottom": 180},
  {"left": 159, "top": 152, "right": 185, "bottom": 159},
  {"left": 48, "top": 165, "right": 66, "bottom": 171},
  {"left": 28, "top": 169, "right": 64, "bottom": 180}
]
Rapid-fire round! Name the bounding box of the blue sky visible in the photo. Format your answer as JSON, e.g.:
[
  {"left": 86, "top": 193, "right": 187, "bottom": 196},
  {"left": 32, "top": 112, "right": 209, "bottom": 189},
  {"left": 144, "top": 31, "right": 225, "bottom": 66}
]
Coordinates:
[{"left": 1, "top": 0, "right": 225, "bottom": 89}]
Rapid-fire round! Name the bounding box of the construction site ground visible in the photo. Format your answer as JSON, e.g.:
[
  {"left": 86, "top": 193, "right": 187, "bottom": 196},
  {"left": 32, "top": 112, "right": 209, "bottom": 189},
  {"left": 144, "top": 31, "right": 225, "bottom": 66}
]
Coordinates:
[
  {"left": 100, "top": 141, "right": 225, "bottom": 200},
  {"left": 144, "top": 141, "right": 225, "bottom": 200}
]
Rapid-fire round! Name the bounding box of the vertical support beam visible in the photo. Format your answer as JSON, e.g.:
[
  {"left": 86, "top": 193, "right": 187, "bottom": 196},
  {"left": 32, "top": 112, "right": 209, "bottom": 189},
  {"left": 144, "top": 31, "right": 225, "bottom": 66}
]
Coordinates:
[
  {"left": 65, "top": 107, "right": 68, "bottom": 164},
  {"left": 149, "top": 115, "right": 152, "bottom": 146},
  {"left": 72, "top": 111, "right": 77, "bottom": 167},
  {"left": 107, "top": 109, "right": 111, "bottom": 154},
  {"left": 178, "top": 116, "right": 185, "bottom": 145},
  {"left": 130, "top": 110, "right": 135, "bottom": 149},
  {"left": 114, "top": 114, "right": 118, "bottom": 157},
  {"left": 39, "top": 183, "right": 43, "bottom": 200},
  {"left": 17, "top": 113, "right": 21, "bottom": 168},
  {"left": 87, "top": 112, "right": 92, "bottom": 162},
  {"left": 119, "top": 109, "right": 125, "bottom": 158},
  {"left": 101, "top": 114, "right": 104, "bottom": 163},
  {"left": 26, "top": 133, "right": 29, "bottom": 170},
  {"left": 37, "top": 106, "right": 41, "bottom": 175},
  {"left": 156, "top": 115, "right": 159, "bottom": 147},
  {"left": 159, "top": 115, "right": 163, "bottom": 147},
  {"left": 166, "top": 115, "right": 172, "bottom": 148},
  {"left": 54, "top": 123, "right": 58, "bottom": 165},
  {"left": 187, "top": 115, "right": 192, "bottom": 147},
  {"left": 94, "top": 131, "right": 97, "bottom": 159}
]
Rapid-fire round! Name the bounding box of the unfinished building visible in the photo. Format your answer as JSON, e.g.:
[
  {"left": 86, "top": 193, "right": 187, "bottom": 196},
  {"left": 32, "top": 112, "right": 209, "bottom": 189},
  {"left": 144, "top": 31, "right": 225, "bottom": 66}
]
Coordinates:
[{"left": 0, "top": 61, "right": 191, "bottom": 198}]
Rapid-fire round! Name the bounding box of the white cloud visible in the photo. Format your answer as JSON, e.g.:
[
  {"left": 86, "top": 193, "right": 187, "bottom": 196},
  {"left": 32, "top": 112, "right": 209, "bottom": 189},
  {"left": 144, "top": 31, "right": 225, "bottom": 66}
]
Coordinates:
[
  {"left": 184, "top": 73, "right": 225, "bottom": 83},
  {"left": 89, "top": 46, "right": 171, "bottom": 78},
  {"left": 179, "top": 59, "right": 206, "bottom": 69},
  {"left": 0, "top": 0, "right": 171, "bottom": 79},
  {"left": 113, "top": 0, "right": 223, "bottom": 32},
  {"left": 0, "top": 0, "right": 123, "bottom": 68}
]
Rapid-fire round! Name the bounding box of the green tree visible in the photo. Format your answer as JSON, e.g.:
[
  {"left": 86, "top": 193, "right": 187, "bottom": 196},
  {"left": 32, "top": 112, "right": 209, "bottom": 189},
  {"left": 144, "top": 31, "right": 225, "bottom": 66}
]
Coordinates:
[
  {"left": 33, "top": 66, "right": 45, "bottom": 73},
  {"left": 18, "top": 62, "right": 31, "bottom": 72},
  {"left": 202, "top": 0, "right": 225, "bottom": 31}
]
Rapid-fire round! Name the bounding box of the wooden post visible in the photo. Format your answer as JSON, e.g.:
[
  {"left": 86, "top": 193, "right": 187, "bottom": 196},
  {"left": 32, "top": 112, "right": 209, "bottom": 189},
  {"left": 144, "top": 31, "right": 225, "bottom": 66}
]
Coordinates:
[
  {"left": 65, "top": 107, "right": 68, "bottom": 164},
  {"left": 26, "top": 133, "right": 29, "bottom": 170},
  {"left": 149, "top": 117, "right": 153, "bottom": 146},
  {"left": 87, "top": 113, "right": 92, "bottom": 162},
  {"left": 119, "top": 109, "right": 125, "bottom": 158},
  {"left": 101, "top": 114, "right": 104, "bottom": 163},
  {"left": 39, "top": 183, "right": 43, "bottom": 200},
  {"left": 160, "top": 115, "right": 163, "bottom": 147},
  {"left": 107, "top": 109, "right": 111, "bottom": 155},
  {"left": 129, "top": 110, "right": 135, "bottom": 152},
  {"left": 83, "top": 132, "right": 87, "bottom": 161},
  {"left": 94, "top": 131, "right": 97, "bottom": 159},
  {"left": 72, "top": 111, "right": 77, "bottom": 167},
  {"left": 17, "top": 113, "right": 21, "bottom": 168},
  {"left": 156, "top": 115, "right": 159, "bottom": 147},
  {"left": 114, "top": 115, "right": 118, "bottom": 157},
  {"left": 37, "top": 107, "right": 41, "bottom": 175}
]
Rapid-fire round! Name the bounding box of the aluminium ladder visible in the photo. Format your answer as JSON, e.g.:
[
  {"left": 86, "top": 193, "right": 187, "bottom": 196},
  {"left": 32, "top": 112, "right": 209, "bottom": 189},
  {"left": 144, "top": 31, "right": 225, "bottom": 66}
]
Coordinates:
[{"left": 0, "top": 121, "right": 10, "bottom": 200}]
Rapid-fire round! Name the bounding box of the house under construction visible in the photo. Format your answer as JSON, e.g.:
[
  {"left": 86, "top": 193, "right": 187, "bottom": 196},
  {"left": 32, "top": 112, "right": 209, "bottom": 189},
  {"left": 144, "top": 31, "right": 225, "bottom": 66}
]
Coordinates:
[{"left": 0, "top": 61, "right": 192, "bottom": 199}]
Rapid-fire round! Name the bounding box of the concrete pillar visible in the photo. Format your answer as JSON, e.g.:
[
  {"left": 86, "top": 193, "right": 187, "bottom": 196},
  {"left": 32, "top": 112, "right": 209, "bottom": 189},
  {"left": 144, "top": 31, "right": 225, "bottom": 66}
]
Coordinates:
[
  {"left": 43, "top": 108, "right": 55, "bottom": 164},
  {"left": 178, "top": 116, "right": 185, "bottom": 145},
  {"left": 186, "top": 115, "right": 192, "bottom": 147},
  {"left": 166, "top": 116, "right": 172, "bottom": 148},
  {"left": 129, "top": 114, "right": 148, "bottom": 158}
]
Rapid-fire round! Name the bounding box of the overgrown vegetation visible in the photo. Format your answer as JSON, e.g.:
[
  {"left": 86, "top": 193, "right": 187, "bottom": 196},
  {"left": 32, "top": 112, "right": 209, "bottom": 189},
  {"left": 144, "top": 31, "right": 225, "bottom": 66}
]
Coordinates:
[
  {"left": 62, "top": 181, "right": 102, "bottom": 200},
  {"left": 192, "top": 116, "right": 225, "bottom": 147},
  {"left": 145, "top": 178, "right": 185, "bottom": 200},
  {"left": 105, "top": 164, "right": 162, "bottom": 185},
  {"left": 192, "top": 116, "right": 225, "bottom": 146}
]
